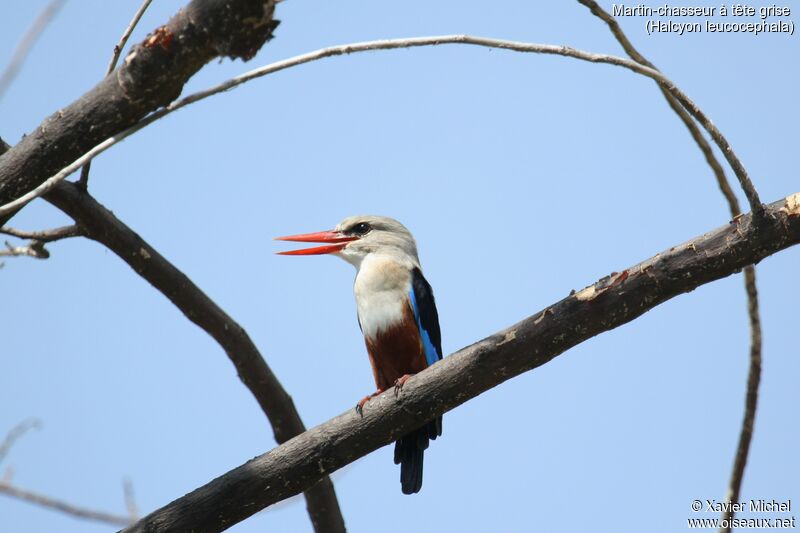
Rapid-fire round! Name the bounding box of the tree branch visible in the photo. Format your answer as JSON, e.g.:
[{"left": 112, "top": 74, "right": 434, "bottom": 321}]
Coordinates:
[
  {"left": 45, "top": 181, "right": 345, "bottom": 533},
  {"left": 122, "top": 193, "right": 800, "bottom": 533},
  {"left": 0, "top": 0, "right": 280, "bottom": 224}
]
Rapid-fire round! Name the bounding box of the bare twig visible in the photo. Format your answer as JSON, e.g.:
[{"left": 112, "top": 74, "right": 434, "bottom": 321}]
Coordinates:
[
  {"left": 78, "top": 0, "right": 155, "bottom": 189},
  {"left": 0, "top": 224, "right": 84, "bottom": 242},
  {"left": 575, "top": 5, "right": 764, "bottom": 528},
  {"left": 0, "top": 419, "right": 41, "bottom": 467},
  {"left": 0, "top": 34, "right": 762, "bottom": 219},
  {"left": 46, "top": 181, "right": 345, "bottom": 533},
  {"left": 0, "top": 225, "right": 84, "bottom": 261},
  {"left": 0, "top": 482, "right": 131, "bottom": 526},
  {"left": 1, "top": 240, "right": 50, "bottom": 259},
  {"left": 721, "top": 265, "right": 762, "bottom": 532},
  {"left": 121, "top": 194, "right": 800, "bottom": 533},
  {"left": 0, "top": 0, "right": 66, "bottom": 101},
  {"left": 123, "top": 477, "right": 139, "bottom": 522},
  {"left": 108, "top": 0, "right": 155, "bottom": 75}
]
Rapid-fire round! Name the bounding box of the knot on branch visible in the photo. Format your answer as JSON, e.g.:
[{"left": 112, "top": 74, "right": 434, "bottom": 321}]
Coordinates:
[
  {"left": 118, "top": 0, "right": 279, "bottom": 107},
  {"left": 191, "top": 0, "right": 280, "bottom": 60}
]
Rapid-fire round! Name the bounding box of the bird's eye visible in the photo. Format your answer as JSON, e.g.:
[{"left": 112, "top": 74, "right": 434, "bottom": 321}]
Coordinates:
[{"left": 349, "top": 222, "right": 372, "bottom": 235}]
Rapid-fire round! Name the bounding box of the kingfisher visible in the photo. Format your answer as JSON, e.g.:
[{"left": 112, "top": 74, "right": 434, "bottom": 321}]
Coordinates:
[{"left": 276, "top": 215, "right": 443, "bottom": 494}]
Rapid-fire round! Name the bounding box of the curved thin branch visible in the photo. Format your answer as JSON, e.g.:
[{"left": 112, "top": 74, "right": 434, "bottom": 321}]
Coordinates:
[
  {"left": 46, "top": 181, "right": 345, "bottom": 533},
  {"left": 0, "top": 34, "right": 763, "bottom": 220},
  {"left": 179, "top": 34, "right": 766, "bottom": 210},
  {"left": 0, "top": 419, "right": 41, "bottom": 467},
  {"left": 120, "top": 193, "right": 800, "bottom": 533},
  {"left": 0, "top": 0, "right": 66, "bottom": 101}
]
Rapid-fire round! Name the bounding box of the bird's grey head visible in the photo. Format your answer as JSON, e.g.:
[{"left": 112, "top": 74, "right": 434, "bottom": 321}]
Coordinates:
[
  {"left": 334, "top": 215, "right": 420, "bottom": 269},
  {"left": 276, "top": 215, "right": 421, "bottom": 269}
]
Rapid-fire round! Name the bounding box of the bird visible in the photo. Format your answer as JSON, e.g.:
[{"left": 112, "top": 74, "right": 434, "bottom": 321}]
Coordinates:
[{"left": 276, "top": 215, "right": 443, "bottom": 494}]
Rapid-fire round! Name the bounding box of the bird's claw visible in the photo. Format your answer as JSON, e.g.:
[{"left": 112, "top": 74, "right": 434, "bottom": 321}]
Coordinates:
[
  {"left": 393, "top": 374, "right": 413, "bottom": 397},
  {"left": 355, "top": 390, "right": 382, "bottom": 417}
]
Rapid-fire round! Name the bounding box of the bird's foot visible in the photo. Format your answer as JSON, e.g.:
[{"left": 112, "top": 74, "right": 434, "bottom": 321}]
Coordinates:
[
  {"left": 355, "top": 390, "right": 383, "bottom": 417},
  {"left": 393, "top": 374, "right": 414, "bottom": 397}
]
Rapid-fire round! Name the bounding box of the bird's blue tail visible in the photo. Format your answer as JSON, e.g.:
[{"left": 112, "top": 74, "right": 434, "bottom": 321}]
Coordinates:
[{"left": 394, "top": 416, "right": 442, "bottom": 494}]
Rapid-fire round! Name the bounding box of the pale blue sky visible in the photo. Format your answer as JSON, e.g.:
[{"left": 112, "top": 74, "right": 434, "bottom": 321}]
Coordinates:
[{"left": 1, "top": 2, "right": 797, "bottom": 532}]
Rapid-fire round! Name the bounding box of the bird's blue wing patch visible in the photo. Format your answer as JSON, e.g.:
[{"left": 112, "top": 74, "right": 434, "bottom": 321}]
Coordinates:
[{"left": 409, "top": 268, "right": 443, "bottom": 367}]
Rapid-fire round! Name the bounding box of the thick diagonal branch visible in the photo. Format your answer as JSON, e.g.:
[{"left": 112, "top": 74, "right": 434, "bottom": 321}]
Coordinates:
[
  {"left": 0, "top": 0, "right": 279, "bottom": 224},
  {"left": 46, "top": 182, "right": 344, "bottom": 533},
  {"left": 121, "top": 194, "right": 800, "bottom": 533}
]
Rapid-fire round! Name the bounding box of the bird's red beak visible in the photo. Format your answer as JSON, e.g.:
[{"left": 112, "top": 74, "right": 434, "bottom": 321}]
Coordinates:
[{"left": 275, "top": 230, "right": 358, "bottom": 255}]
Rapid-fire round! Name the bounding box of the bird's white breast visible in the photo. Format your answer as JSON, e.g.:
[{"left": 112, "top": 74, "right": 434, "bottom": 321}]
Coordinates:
[{"left": 353, "top": 255, "right": 413, "bottom": 340}]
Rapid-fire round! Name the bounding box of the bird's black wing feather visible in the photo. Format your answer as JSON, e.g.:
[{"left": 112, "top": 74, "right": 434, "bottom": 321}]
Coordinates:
[{"left": 411, "top": 267, "right": 443, "bottom": 362}]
